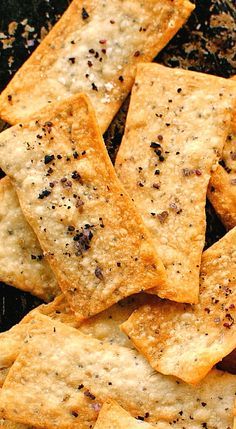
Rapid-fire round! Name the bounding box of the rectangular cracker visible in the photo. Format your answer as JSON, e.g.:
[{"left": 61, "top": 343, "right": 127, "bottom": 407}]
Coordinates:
[
  {"left": 0, "top": 177, "right": 59, "bottom": 301},
  {"left": 0, "top": 0, "right": 194, "bottom": 132},
  {"left": 0, "top": 292, "right": 149, "bottom": 384},
  {"left": 121, "top": 227, "right": 236, "bottom": 384},
  {"left": 0, "top": 94, "right": 166, "bottom": 320},
  {"left": 1, "top": 315, "right": 236, "bottom": 429},
  {"left": 115, "top": 63, "right": 236, "bottom": 303},
  {"left": 94, "top": 401, "right": 153, "bottom": 428}
]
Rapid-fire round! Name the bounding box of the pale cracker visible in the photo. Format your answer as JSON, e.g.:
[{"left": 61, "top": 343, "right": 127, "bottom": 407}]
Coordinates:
[
  {"left": 0, "top": 177, "right": 59, "bottom": 301},
  {"left": 94, "top": 401, "right": 153, "bottom": 428},
  {"left": 121, "top": 227, "right": 236, "bottom": 384},
  {"left": 0, "top": 293, "right": 150, "bottom": 385},
  {"left": 0, "top": 0, "right": 194, "bottom": 132},
  {"left": 1, "top": 315, "right": 235, "bottom": 429},
  {"left": 115, "top": 63, "right": 236, "bottom": 303},
  {"left": 0, "top": 94, "right": 166, "bottom": 320}
]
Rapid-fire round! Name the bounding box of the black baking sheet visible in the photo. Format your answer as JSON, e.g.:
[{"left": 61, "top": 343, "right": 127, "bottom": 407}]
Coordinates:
[{"left": 0, "top": 0, "right": 235, "bottom": 332}]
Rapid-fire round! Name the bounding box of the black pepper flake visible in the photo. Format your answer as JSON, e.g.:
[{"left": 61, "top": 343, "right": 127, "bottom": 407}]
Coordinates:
[
  {"left": 155, "top": 169, "right": 160, "bottom": 175},
  {"left": 57, "top": 154, "right": 62, "bottom": 159},
  {"left": 73, "top": 228, "right": 93, "bottom": 255},
  {"left": 44, "top": 154, "right": 55, "bottom": 164},
  {"left": 71, "top": 411, "right": 79, "bottom": 418},
  {"left": 101, "top": 48, "right": 106, "bottom": 54},
  {"left": 36, "top": 134, "right": 42, "bottom": 139},
  {"left": 7, "top": 94, "right": 12, "bottom": 102},
  {"left": 95, "top": 266, "right": 104, "bottom": 280},
  {"left": 119, "top": 75, "right": 124, "bottom": 82},
  {"left": 78, "top": 384, "right": 84, "bottom": 390},
  {"left": 177, "top": 88, "right": 182, "bottom": 93},
  {"left": 73, "top": 151, "right": 79, "bottom": 159},
  {"left": 153, "top": 183, "right": 160, "bottom": 189},
  {"left": 89, "top": 48, "right": 95, "bottom": 54},
  {"left": 71, "top": 170, "right": 83, "bottom": 184},
  {"left": 99, "top": 39, "right": 107, "bottom": 44},
  {"left": 68, "top": 57, "right": 76, "bottom": 64},
  {"left": 84, "top": 390, "right": 96, "bottom": 400},
  {"left": 117, "top": 262, "right": 121, "bottom": 267},
  {"left": 38, "top": 189, "right": 51, "bottom": 199},
  {"left": 91, "top": 83, "right": 98, "bottom": 91},
  {"left": 82, "top": 7, "right": 89, "bottom": 20},
  {"left": 150, "top": 142, "right": 161, "bottom": 149},
  {"left": 68, "top": 225, "right": 75, "bottom": 232},
  {"left": 88, "top": 60, "right": 93, "bottom": 67},
  {"left": 134, "top": 50, "right": 140, "bottom": 57}
]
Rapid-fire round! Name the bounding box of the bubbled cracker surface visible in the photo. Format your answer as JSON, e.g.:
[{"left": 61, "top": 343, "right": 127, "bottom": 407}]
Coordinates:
[{"left": 115, "top": 63, "right": 236, "bottom": 303}]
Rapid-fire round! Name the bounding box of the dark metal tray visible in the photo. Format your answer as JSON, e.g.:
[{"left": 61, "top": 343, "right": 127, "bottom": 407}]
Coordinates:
[{"left": 0, "top": 0, "right": 235, "bottom": 332}]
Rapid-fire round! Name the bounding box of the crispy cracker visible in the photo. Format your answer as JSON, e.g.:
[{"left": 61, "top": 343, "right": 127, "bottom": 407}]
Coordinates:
[
  {"left": 0, "top": 94, "right": 166, "bottom": 320},
  {"left": 0, "top": 177, "right": 59, "bottom": 301},
  {"left": 208, "top": 76, "right": 236, "bottom": 230},
  {"left": 115, "top": 63, "right": 236, "bottom": 303},
  {"left": 94, "top": 401, "right": 152, "bottom": 428},
  {"left": 121, "top": 227, "right": 236, "bottom": 384},
  {"left": 0, "top": 293, "right": 150, "bottom": 385},
  {"left": 0, "top": 0, "right": 194, "bottom": 131},
  {"left": 1, "top": 315, "right": 235, "bottom": 429},
  {"left": 208, "top": 112, "right": 236, "bottom": 229}
]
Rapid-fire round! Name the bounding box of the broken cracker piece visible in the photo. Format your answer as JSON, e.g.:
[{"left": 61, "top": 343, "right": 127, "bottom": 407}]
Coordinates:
[
  {"left": 115, "top": 63, "right": 236, "bottom": 304},
  {"left": 0, "top": 94, "right": 166, "bottom": 320},
  {"left": 0, "top": 177, "right": 59, "bottom": 301},
  {"left": 0, "top": 0, "right": 194, "bottom": 132},
  {"left": 0, "top": 315, "right": 235, "bottom": 429},
  {"left": 94, "top": 401, "right": 153, "bottom": 428},
  {"left": 121, "top": 227, "right": 236, "bottom": 384}
]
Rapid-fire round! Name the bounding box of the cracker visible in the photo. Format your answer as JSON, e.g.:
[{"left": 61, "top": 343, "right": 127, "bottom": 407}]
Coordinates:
[
  {"left": 0, "top": 177, "right": 59, "bottom": 301},
  {"left": 94, "top": 401, "right": 152, "bottom": 428},
  {"left": 208, "top": 116, "right": 236, "bottom": 230},
  {"left": 1, "top": 315, "right": 235, "bottom": 429},
  {"left": 0, "top": 293, "right": 150, "bottom": 384},
  {"left": 208, "top": 76, "right": 236, "bottom": 230},
  {"left": 0, "top": 0, "right": 194, "bottom": 131},
  {"left": 0, "top": 94, "right": 166, "bottom": 320},
  {"left": 115, "top": 63, "right": 236, "bottom": 303},
  {"left": 121, "top": 227, "right": 236, "bottom": 384}
]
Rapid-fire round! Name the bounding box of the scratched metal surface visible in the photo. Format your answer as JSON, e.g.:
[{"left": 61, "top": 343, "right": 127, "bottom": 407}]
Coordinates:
[{"left": 0, "top": 0, "right": 235, "bottom": 333}]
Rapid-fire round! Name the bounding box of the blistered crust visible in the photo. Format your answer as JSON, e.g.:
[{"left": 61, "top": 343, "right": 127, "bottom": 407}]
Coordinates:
[
  {"left": 0, "top": 0, "right": 194, "bottom": 132},
  {"left": 0, "top": 315, "right": 235, "bottom": 429},
  {"left": 0, "top": 94, "right": 166, "bottom": 320},
  {"left": 122, "top": 227, "right": 236, "bottom": 384},
  {"left": 115, "top": 63, "right": 236, "bottom": 303},
  {"left": 0, "top": 177, "right": 59, "bottom": 301}
]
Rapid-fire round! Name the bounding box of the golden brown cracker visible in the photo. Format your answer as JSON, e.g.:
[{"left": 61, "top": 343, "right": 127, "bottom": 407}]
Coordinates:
[
  {"left": 0, "top": 177, "right": 59, "bottom": 301},
  {"left": 208, "top": 122, "right": 236, "bottom": 229},
  {"left": 115, "top": 63, "right": 236, "bottom": 303},
  {"left": 122, "top": 228, "right": 236, "bottom": 384},
  {"left": 0, "top": 0, "right": 194, "bottom": 131},
  {"left": 0, "top": 94, "right": 166, "bottom": 320},
  {"left": 1, "top": 315, "right": 235, "bottom": 429},
  {"left": 208, "top": 76, "right": 236, "bottom": 230}
]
